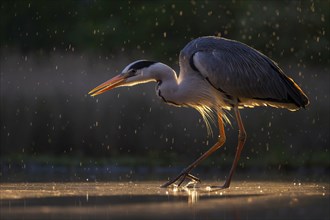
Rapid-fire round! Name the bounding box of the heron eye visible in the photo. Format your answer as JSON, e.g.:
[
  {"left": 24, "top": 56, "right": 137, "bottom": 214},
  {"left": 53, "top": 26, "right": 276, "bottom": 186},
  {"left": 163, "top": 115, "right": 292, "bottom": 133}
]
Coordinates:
[
  {"left": 129, "top": 69, "right": 137, "bottom": 75},
  {"left": 127, "top": 69, "right": 136, "bottom": 77}
]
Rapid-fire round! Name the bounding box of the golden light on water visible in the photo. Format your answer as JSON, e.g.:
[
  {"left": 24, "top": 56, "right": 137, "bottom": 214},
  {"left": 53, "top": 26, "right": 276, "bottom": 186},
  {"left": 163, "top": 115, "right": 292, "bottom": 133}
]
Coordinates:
[{"left": 0, "top": 181, "right": 328, "bottom": 219}]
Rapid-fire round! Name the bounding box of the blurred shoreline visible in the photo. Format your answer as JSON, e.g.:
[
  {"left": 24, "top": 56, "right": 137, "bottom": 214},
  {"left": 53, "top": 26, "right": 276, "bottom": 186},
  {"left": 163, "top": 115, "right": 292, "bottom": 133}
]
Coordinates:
[{"left": 1, "top": 157, "right": 329, "bottom": 183}]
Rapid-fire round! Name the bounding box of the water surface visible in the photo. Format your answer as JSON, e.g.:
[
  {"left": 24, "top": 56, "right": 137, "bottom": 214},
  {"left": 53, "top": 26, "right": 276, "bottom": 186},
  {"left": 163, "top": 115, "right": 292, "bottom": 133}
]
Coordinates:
[{"left": 1, "top": 181, "right": 329, "bottom": 220}]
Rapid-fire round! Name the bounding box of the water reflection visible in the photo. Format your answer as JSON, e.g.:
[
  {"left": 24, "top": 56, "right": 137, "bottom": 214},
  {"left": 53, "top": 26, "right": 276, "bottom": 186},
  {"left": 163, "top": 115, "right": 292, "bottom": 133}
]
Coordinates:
[
  {"left": 167, "top": 183, "right": 200, "bottom": 204},
  {"left": 0, "top": 181, "right": 329, "bottom": 220},
  {"left": 187, "top": 189, "right": 199, "bottom": 204}
]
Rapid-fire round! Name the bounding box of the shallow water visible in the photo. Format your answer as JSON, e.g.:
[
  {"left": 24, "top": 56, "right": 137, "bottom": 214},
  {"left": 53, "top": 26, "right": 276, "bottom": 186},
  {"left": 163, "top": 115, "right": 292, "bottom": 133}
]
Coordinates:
[{"left": 0, "top": 181, "right": 329, "bottom": 220}]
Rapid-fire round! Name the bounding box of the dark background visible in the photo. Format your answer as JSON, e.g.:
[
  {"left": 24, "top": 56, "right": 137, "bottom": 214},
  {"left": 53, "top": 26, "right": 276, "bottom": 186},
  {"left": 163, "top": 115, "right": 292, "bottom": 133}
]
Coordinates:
[{"left": 1, "top": 0, "right": 329, "bottom": 180}]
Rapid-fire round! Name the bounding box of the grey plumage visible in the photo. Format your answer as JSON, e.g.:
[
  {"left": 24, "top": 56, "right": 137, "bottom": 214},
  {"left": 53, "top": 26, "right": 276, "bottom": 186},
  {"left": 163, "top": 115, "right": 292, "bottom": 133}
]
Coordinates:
[
  {"left": 181, "top": 36, "right": 309, "bottom": 110},
  {"left": 88, "top": 36, "right": 310, "bottom": 189}
]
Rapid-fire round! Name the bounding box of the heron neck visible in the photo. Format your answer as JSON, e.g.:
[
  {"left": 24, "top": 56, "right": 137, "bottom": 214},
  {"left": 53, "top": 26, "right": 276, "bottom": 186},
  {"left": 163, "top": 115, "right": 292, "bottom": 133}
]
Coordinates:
[
  {"left": 153, "top": 63, "right": 178, "bottom": 84},
  {"left": 153, "top": 63, "right": 181, "bottom": 104}
]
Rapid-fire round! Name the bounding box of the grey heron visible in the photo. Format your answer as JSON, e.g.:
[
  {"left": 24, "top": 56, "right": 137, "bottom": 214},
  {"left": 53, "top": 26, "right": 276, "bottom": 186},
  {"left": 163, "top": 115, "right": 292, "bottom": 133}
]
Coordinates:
[{"left": 88, "top": 36, "right": 309, "bottom": 189}]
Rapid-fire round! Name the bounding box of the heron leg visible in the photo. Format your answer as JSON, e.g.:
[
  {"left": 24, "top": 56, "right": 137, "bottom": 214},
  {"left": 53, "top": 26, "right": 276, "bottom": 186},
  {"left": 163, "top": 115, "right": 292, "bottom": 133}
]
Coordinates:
[
  {"left": 218, "top": 106, "right": 246, "bottom": 189},
  {"left": 161, "top": 114, "right": 226, "bottom": 188}
]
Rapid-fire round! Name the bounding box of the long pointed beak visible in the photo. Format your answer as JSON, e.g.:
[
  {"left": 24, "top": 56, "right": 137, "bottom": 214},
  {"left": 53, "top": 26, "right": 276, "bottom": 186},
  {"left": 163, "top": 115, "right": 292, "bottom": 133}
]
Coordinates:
[{"left": 88, "top": 74, "right": 126, "bottom": 97}]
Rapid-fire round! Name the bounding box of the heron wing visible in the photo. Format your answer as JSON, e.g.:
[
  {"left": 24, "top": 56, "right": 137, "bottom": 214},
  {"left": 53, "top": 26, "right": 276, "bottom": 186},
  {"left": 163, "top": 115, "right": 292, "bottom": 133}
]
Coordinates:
[{"left": 192, "top": 46, "right": 307, "bottom": 108}]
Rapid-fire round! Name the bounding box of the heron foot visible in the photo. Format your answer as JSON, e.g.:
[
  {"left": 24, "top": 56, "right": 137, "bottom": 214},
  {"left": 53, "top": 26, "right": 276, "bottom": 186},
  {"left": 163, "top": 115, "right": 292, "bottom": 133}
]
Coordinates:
[
  {"left": 203, "top": 182, "right": 230, "bottom": 191},
  {"left": 161, "top": 171, "right": 201, "bottom": 188}
]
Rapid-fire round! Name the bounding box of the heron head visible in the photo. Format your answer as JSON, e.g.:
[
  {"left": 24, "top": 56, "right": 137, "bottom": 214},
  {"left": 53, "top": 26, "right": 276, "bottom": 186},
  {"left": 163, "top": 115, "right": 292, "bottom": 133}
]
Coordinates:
[{"left": 88, "top": 60, "right": 158, "bottom": 97}]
